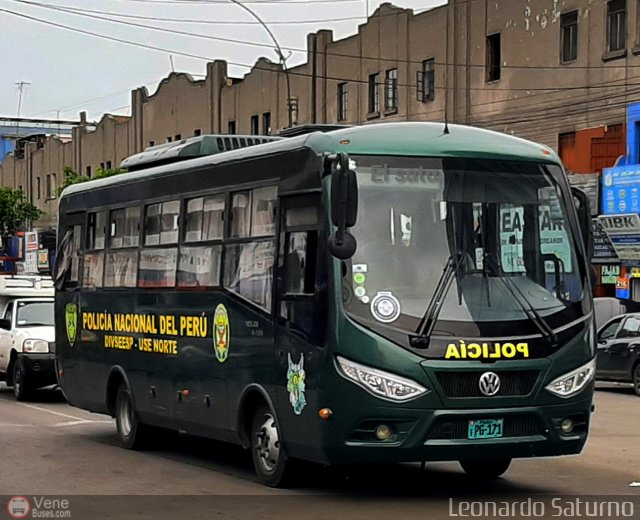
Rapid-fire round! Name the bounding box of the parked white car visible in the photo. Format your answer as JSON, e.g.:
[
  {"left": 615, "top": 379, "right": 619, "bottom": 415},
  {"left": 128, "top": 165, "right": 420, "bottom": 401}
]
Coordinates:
[{"left": 0, "top": 276, "right": 56, "bottom": 400}]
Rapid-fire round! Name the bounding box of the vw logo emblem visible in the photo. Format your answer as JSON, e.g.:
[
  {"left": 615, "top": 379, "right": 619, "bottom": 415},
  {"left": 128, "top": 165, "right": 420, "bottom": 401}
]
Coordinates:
[{"left": 479, "top": 372, "right": 501, "bottom": 396}]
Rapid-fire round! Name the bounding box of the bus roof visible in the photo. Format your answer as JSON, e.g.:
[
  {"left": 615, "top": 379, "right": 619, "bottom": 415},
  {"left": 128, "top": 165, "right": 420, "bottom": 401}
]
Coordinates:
[{"left": 61, "top": 122, "right": 560, "bottom": 199}]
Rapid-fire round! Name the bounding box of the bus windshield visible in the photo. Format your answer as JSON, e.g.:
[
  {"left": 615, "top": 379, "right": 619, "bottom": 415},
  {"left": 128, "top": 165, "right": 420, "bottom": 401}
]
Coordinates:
[{"left": 343, "top": 156, "right": 589, "bottom": 340}]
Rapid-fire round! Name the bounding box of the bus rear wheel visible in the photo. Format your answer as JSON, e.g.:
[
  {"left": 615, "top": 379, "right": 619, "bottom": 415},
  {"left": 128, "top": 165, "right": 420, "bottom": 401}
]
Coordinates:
[
  {"left": 250, "top": 404, "right": 291, "bottom": 487},
  {"left": 459, "top": 458, "right": 511, "bottom": 479},
  {"left": 115, "top": 385, "right": 153, "bottom": 450}
]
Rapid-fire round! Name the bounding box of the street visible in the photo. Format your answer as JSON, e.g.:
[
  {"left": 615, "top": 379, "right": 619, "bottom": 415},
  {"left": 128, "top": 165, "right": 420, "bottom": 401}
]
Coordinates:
[{"left": 0, "top": 382, "right": 638, "bottom": 519}]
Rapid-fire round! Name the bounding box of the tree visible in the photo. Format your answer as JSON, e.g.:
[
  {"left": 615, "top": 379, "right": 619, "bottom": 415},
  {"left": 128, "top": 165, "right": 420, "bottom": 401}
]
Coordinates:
[
  {"left": 0, "top": 188, "right": 44, "bottom": 236},
  {"left": 57, "top": 165, "right": 125, "bottom": 196}
]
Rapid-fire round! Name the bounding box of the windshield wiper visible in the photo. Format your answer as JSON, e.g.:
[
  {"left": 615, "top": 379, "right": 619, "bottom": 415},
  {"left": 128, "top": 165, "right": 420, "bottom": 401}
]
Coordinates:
[
  {"left": 410, "top": 253, "right": 464, "bottom": 349},
  {"left": 482, "top": 253, "right": 558, "bottom": 346}
]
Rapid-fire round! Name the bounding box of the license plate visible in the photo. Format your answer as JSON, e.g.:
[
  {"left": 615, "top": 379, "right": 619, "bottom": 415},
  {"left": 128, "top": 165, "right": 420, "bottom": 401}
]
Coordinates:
[{"left": 468, "top": 418, "right": 504, "bottom": 439}]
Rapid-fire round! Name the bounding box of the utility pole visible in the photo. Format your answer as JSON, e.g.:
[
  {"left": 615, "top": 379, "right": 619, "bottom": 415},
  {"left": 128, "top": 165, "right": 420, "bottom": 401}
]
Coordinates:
[{"left": 14, "top": 81, "right": 30, "bottom": 139}]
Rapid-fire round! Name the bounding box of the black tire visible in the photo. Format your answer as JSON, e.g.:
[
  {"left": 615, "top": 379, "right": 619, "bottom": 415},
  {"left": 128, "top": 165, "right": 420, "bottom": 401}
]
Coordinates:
[
  {"left": 13, "top": 361, "right": 32, "bottom": 402},
  {"left": 633, "top": 364, "right": 640, "bottom": 397},
  {"left": 250, "top": 404, "right": 292, "bottom": 487},
  {"left": 115, "top": 384, "right": 153, "bottom": 450},
  {"left": 459, "top": 458, "right": 512, "bottom": 479}
]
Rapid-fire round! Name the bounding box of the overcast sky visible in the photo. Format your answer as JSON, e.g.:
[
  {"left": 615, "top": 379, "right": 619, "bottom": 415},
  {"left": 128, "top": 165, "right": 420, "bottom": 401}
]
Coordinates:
[{"left": 0, "top": 0, "right": 445, "bottom": 122}]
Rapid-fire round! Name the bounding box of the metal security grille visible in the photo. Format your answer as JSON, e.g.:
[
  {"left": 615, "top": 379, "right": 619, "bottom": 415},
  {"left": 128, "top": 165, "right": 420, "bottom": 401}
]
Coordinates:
[
  {"left": 427, "top": 415, "right": 542, "bottom": 440},
  {"left": 435, "top": 370, "right": 539, "bottom": 398}
]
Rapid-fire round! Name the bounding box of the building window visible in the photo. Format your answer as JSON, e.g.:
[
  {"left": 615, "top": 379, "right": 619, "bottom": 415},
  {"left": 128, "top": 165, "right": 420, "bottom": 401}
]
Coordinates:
[
  {"left": 228, "top": 121, "right": 236, "bottom": 134},
  {"left": 560, "top": 11, "right": 578, "bottom": 63},
  {"left": 45, "top": 175, "right": 50, "bottom": 199},
  {"left": 174, "top": 134, "right": 182, "bottom": 141},
  {"left": 608, "top": 0, "right": 626, "bottom": 52},
  {"left": 100, "top": 162, "right": 105, "bottom": 170},
  {"left": 337, "top": 82, "right": 348, "bottom": 121},
  {"left": 86, "top": 166, "right": 92, "bottom": 178},
  {"left": 149, "top": 140, "right": 155, "bottom": 147},
  {"left": 384, "top": 68, "right": 398, "bottom": 111},
  {"left": 50, "top": 174, "right": 56, "bottom": 198},
  {"left": 36, "top": 177, "right": 41, "bottom": 200},
  {"left": 106, "top": 160, "right": 112, "bottom": 170},
  {"left": 250, "top": 115, "right": 259, "bottom": 135},
  {"left": 368, "top": 73, "right": 380, "bottom": 114},
  {"left": 194, "top": 129, "right": 201, "bottom": 137},
  {"left": 486, "top": 33, "right": 501, "bottom": 82},
  {"left": 166, "top": 136, "right": 173, "bottom": 143},
  {"left": 417, "top": 58, "right": 435, "bottom": 102},
  {"left": 262, "top": 112, "right": 271, "bottom": 135}
]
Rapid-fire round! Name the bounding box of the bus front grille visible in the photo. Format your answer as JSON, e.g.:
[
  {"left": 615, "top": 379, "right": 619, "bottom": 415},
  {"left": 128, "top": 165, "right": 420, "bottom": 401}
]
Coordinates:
[
  {"left": 426, "top": 415, "right": 543, "bottom": 440},
  {"left": 434, "top": 370, "right": 539, "bottom": 398}
]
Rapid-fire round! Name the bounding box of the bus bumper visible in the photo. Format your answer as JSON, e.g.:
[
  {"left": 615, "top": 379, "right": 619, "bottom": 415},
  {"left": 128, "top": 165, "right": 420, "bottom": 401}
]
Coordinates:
[{"left": 321, "top": 398, "right": 592, "bottom": 465}]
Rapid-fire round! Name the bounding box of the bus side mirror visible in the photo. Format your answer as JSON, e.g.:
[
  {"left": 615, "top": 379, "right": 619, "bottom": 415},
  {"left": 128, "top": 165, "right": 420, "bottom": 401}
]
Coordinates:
[
  {"left": 328, "top": 153, "right": 358, "bottom": 259},
  {"left": 571, "top": 187, "right": 593, "bottom": 261}
]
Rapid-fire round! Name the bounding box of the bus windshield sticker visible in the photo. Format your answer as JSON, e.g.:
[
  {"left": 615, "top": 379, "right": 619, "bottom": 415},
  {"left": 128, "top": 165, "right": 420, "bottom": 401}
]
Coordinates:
[
  {"left": 65, "top": 303, "right": 78, "bottom": 347},
  {"left": 354, "top": 286, "right": 367, "bottom": 299},
  {"left": 287, "top": 353, "right": 307, "bottom": 415},
  {"left": 352, "top": 263, "right": 368, "bottom": 273},
  {"left": 213, "top": 304, "right": 230, "bottom": 363},
  {"left": 444, "top": 341, "right": 530, "bottom": 360},
  {"left": 370, "top": 292, "right": 401, "bottom": 323}
]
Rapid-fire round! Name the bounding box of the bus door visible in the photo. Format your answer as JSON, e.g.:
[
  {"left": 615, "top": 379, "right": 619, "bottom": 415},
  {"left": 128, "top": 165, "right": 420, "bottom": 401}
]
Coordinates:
[{"left": 274, "top": 194, "right": 326, "bottom": 450}]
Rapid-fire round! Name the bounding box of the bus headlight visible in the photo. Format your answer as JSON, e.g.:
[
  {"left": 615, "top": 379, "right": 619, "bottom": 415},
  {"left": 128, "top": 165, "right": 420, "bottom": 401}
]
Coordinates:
[
  {"left": 23, "top": 339, "right": 49, "bottom": 353},
  {"left": 336, "top": 356, "right": 428, "bottom": 401},
  {"left": 545, "top": 359, "right": 595, "bottom": 398}
]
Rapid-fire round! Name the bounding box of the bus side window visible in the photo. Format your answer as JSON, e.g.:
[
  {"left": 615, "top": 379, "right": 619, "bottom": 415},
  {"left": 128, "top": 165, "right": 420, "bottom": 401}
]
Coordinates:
[{"left": 55, "top": 223, "right": 83, "bottom": 290}]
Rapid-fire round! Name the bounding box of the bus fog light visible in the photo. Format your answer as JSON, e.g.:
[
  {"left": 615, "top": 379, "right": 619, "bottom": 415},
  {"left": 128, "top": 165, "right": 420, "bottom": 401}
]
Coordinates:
[
  {"left": 375, "top": 424, "right": 393, "bottom": 441},
  {"left": 561, "top": 418, "right": 574, "bottom": 433}
]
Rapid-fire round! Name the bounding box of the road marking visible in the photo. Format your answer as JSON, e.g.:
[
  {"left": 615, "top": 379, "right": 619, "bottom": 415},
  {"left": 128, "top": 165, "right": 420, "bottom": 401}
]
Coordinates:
[
  {"left": 53, "top": 420, "right": 112, "bottom": 427},
  {"left": 630, "top": 482, "right": 640, "bottom": 487},
  {"left": 18, "top": 402, "right": 95, "bottom": 422}
]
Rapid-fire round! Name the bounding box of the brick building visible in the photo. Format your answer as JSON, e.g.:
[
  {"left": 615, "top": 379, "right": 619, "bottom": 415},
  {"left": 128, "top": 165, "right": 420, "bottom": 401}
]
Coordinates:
[{"left": 2, "top": 0, "right": 637, "bottom": 230}]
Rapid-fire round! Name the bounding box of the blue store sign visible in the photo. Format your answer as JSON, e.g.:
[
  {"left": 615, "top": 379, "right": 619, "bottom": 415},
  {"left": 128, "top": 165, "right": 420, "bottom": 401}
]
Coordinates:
[{"left": 602, "top": 165, "right": 640, "bottom": 215}]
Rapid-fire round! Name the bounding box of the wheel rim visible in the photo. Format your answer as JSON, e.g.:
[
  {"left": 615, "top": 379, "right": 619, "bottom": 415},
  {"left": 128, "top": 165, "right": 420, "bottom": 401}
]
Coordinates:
[
  {"left": 118, "top": 393, "right": 133, "bottom": 437},
  {"left": 255, "top": 413, "right": 280, "bottom": 473},
  {"left": 13, "top": 366, "right": 21, "bottom": 397}
]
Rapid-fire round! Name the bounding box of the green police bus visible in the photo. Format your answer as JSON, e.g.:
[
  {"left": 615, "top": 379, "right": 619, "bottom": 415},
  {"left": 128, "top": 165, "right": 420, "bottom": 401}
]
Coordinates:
[{"left": 55, "top": 123, "right": 596, "bottom": 486}]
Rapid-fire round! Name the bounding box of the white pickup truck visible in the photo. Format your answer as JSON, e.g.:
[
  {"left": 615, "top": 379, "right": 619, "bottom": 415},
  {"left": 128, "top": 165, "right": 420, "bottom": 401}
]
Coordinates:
[{"left": 0, "top": 276, "right": 56, "bottom": 401}]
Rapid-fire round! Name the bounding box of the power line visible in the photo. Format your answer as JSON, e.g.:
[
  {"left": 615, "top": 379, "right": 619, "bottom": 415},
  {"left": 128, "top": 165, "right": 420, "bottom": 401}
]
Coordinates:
[
  {"left": 5, "top": 1, "right": 640, "bottom": 132},
  {"left": 31, "top": 2, "right": 406, "bottom": 25},
  {"left": 14, "top": 0, "right": 640, "bottom": 72},
  {"left": 121, "top": 0, "right": 363, "bottom": 5}
]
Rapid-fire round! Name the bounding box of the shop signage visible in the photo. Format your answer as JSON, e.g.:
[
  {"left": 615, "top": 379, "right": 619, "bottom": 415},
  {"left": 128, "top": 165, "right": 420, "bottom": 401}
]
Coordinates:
[
  {"left": 601, "top": 265, "right": 621, "bottom": 284},
  {"left": 592, "top": 219, "right": 619, "bottom": 263},
  {"left": 602, "top": 166, "right": 640, "bottom": 215},
  {"left": 598, "top": 214, "right": 640, "bottom": 260}
]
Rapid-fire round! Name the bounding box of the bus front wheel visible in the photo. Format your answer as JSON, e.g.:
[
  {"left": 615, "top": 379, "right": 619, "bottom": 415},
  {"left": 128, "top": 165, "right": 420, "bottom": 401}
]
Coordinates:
[
  {"left": 459, "top": 458, "right": 512, "bottom": 479},
  {"left": 115, "top": 385, "right": 152, "bottom": 450},
  {"left": 250, "top": 404, "right": 292, "bottom": 487}
]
